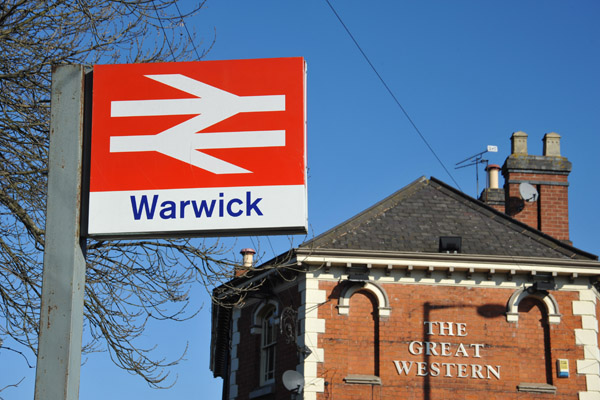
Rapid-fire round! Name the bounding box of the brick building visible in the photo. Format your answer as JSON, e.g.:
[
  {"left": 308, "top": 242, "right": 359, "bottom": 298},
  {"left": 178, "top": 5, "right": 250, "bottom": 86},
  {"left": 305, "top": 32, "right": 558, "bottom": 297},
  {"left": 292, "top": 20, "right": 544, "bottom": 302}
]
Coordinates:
[{"left": 210, "top": 132, "right": 600, "bottom": 399}]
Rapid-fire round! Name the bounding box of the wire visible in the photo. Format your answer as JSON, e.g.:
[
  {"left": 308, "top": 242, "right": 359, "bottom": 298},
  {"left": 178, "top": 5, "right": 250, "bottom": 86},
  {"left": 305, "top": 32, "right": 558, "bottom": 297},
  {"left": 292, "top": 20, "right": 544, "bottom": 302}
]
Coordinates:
[
  {"left": 322, "top": 1, "right": 532, "bottom": 268},
  {"left": 152, "top": 1, "right": 176, "bottom": 61},
  {"left": 266, "top": 236, "right": 276, "bottom": 259},
  {"left": 173, "top": 2, "right": 202, "bottom": 60},
  {"left": 324, "top": 0, "right": 462, "bottom": 190}
]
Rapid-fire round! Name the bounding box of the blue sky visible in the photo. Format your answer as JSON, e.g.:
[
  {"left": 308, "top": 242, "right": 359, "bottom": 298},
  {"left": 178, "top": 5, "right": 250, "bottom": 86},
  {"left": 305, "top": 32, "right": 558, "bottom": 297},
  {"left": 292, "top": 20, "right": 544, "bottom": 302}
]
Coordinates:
[{"left": 2, "top": 1, "right": 599, "bottom": 399}]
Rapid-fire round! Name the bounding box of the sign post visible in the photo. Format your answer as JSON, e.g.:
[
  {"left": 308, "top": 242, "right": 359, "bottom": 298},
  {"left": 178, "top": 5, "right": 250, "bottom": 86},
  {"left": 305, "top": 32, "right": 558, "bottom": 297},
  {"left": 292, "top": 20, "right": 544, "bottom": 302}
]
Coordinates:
[
  {"left": 34, "top": 65, "right": 87, "bottom": 400},
  {"left": 33, "top": 58, "right": 307, "bottom": 399}
]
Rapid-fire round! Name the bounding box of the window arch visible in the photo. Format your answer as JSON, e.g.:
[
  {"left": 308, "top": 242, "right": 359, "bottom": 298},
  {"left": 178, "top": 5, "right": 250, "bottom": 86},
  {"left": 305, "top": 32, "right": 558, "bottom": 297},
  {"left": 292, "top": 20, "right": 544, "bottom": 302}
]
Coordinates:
[
  {"left": 506, "top": 287, "right": 561, "bottom": 324},
  {"left": 337, "top": 281, "right": 391, "bottom": 318}
]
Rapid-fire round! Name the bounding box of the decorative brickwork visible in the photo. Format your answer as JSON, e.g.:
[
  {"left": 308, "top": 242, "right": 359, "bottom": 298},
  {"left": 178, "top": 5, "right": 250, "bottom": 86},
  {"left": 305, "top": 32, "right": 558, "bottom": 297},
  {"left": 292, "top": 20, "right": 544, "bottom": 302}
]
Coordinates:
[
  {"left": 229, "top": 307, "right": 241, "bottom": 399},
  {"left": 574, "top": 289, "right": 600, "bottom": 399},
  {"left": 299, "top": 272, "right": 326, "bottom": 400}
]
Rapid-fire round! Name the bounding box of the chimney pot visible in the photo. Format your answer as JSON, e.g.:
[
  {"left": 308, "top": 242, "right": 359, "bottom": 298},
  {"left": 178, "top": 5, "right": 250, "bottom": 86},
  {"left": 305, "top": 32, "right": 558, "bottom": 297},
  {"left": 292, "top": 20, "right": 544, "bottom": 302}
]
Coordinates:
[
  {"left": 543, "top": 132, "right": 561, "bottom": 156},
  {"left": 511, "top": 131, "right": 528, "bottom": 155},
  {"left": 240, "top": 248, "right": 256, "bottom": 269},
  {"left": 486, "top": 164, "right": 501, "bottom": 189}
]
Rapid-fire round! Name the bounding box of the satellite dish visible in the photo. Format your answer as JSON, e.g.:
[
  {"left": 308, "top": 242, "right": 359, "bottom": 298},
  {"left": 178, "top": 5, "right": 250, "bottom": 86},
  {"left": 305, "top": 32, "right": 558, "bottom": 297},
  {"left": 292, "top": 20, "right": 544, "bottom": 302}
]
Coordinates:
[
  {"left": 282, "top": 370, "right": 304, "bottom": 393},
  {"left": 519, "top": 182, "right": 539, "bottom": 203}
]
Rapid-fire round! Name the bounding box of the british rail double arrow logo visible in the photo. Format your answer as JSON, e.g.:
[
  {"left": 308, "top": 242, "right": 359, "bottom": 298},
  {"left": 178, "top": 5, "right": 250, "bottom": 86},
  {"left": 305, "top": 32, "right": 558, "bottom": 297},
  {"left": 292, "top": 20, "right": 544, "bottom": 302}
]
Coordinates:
[{"left": 109, "top": 74, "right": 286, "bottom": 174}]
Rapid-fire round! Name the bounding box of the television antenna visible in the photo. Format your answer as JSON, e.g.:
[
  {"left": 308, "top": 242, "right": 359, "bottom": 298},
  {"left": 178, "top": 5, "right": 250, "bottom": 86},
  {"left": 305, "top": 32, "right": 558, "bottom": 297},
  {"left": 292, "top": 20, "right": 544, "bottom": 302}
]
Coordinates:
[{"left": 455, "top": 145, "right": 498, "bottom": 196}]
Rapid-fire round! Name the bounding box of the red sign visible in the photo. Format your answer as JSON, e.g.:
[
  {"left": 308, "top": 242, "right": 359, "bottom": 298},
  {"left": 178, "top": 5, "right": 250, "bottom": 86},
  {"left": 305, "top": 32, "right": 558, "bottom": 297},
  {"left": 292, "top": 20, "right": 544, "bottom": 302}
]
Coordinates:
[{"left": 88, "top": 58, "right": 307, "bottom": 237}]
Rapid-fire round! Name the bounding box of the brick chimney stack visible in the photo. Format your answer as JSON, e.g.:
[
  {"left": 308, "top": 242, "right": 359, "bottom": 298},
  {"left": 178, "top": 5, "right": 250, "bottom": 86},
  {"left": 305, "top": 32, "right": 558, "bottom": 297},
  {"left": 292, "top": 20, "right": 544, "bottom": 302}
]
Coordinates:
[
  {"left": 479, "top": 164, "right": 504, "bottom": 212},
  {"left": 501, "top": 131, "right": 572, "bottom": 243}
]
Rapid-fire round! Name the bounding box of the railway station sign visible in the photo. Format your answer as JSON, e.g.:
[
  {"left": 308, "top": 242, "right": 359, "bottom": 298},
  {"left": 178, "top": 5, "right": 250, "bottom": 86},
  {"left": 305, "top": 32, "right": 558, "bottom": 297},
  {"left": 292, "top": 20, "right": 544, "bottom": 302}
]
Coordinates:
[{"left": 88, "top": 57, "right": 307, "bottom": 238}]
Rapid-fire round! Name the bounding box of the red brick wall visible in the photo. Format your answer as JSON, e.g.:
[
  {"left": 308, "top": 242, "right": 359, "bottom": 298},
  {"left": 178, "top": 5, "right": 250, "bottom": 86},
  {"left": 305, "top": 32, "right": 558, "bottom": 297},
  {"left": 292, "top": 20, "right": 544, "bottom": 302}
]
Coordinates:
[
  {"left": 538, "top": 183, "right": 569, "bottom": 241},
  {"left": 505, "top": 172, "right": 569, "bottom": 242},
  {"left": 505, "top": 173, "right": 540, "bottom": 228},
  {"left": 317, "top": 281, "right": 585, "bottom": 400}
]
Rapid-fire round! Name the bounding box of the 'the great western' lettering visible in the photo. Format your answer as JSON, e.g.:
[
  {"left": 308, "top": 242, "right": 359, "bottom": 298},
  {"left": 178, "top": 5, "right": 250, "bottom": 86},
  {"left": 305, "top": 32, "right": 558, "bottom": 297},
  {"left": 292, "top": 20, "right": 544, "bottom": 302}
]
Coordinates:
[
  {"left": 130, "top": 192, "right": 263, "bottom": 220},
  {"left": 393, "top": 320, "right": 501, "bottom": 380}
]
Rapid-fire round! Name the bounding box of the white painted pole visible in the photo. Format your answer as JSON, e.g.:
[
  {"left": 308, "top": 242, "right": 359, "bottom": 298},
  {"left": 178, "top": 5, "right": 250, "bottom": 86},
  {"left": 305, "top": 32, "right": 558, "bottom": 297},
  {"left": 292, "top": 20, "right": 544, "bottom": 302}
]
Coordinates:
[{"left": 34, "top": 65, "right": 87, "bottom": 400}]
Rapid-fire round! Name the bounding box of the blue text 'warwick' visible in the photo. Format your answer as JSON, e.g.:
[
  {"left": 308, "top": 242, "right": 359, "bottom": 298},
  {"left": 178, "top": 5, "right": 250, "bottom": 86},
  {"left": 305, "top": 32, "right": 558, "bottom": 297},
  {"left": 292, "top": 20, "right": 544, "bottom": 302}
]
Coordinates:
[{"left": 130, "top": 192, "right": 263, "bottom": 220}]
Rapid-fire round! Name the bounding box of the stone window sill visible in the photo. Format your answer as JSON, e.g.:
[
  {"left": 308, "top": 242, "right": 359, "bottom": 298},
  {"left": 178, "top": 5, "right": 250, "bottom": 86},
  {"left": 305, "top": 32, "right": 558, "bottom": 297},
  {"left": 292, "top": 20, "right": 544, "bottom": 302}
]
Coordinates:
[
  {"left": 517, "top": 383, "right": 557, "bottom": 394},
  {"left": 344, "top": 374, "right": 382, "bottom": 385}
]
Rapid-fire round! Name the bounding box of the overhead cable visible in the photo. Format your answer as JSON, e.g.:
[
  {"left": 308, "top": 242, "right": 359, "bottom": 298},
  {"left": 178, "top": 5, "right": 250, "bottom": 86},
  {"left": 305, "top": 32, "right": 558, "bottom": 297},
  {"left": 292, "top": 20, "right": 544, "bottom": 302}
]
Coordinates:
[{"left": 324, "top": 0, "right": 462, "bottom": 190}]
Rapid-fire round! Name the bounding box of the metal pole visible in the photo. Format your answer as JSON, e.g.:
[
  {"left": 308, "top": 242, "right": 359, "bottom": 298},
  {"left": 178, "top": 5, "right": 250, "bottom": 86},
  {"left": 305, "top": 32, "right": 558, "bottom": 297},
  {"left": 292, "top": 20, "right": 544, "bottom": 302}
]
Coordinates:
[{"left": 34, "top": 65, "right": 87, "bottom": 400}]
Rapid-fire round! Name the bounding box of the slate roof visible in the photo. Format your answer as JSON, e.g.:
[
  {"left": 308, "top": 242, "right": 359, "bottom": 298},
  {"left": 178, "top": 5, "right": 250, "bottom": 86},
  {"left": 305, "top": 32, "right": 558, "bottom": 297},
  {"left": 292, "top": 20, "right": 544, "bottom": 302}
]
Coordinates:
[{"left": 300, "top": 176, "right": 597, "bottom": 260}]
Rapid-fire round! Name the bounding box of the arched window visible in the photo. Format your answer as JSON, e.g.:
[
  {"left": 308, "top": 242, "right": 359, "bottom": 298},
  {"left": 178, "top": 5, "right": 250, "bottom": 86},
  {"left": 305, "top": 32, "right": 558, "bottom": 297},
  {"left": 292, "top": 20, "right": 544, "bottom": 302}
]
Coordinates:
[
  {"left": 336, "top": 281, "right": 389, "bottom": 385},
  {"left": 347, "top": 290, "right": 380, "bottom": 377},
  {"left": 252, "top": 302, "right": 278, "bottom": 386},
  {"left": 506, "top": 288, "right": 557, "bottom": 393}
]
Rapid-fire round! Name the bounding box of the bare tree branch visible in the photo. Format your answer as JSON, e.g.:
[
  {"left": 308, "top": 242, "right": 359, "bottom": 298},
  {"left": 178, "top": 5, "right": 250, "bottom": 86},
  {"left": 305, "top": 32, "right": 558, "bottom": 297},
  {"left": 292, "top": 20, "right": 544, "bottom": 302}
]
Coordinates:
[{"left": 0, "top": 0, "right": 240, "bottom": 389}]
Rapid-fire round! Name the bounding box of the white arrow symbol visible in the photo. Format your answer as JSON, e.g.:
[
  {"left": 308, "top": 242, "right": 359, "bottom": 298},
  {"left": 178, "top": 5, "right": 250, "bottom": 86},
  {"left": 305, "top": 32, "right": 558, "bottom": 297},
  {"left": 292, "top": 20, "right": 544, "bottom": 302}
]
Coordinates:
[{"left": 109, "top": 74, "right": 286, "bottom": 174}]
